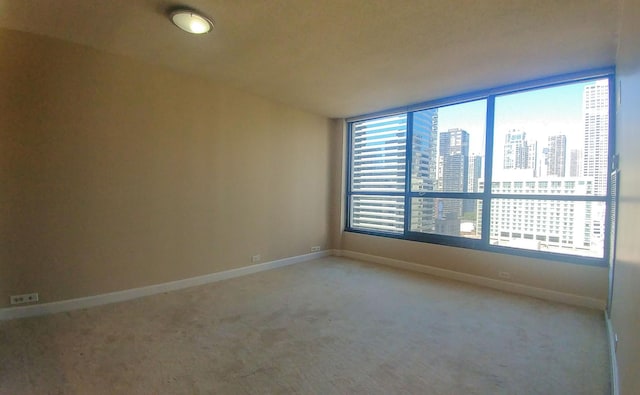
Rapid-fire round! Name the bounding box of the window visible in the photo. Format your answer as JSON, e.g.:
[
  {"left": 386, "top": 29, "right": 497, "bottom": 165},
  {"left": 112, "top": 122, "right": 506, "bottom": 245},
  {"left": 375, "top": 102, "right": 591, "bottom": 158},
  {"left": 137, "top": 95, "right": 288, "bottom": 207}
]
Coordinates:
[
  {"left": 346, "top": 70, "right": 613, "bottom": 265},
  {"left": 409, "top": 101, "right": 486, "bottom": 239},
  {"left": 350, "top": 115, "right": 406, "bottom": 233}
]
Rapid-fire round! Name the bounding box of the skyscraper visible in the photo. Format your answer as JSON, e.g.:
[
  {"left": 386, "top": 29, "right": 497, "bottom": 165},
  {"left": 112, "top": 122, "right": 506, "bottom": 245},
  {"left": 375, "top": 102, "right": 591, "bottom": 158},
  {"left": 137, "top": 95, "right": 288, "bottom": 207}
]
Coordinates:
[
  {"left": 411, "top": 109, "right": 438, "bottom": 192},
  {"left": 503, "top": 130, "right": 537, "bottom": 176},
  {"left": 526, "top": 141, "right": 538, "bottom": 173},
  {"left": 350, "top": 114, "right": 407, "bottom": 233},
  {"left": 483, "top": 178, "right": 601, "bottom": 257},
  {"left": 546, "top": 135, "right": 567, "bottom": 177},
  {"left": 466, "top": 154, "right": 483, "bottom": 218},
  {"left": 438, "top": 128, "right": 470, "bottom": 193},
  {"left": 467, "top": 154, "right": 483, "bottom": 193},
  {"left": 569, "top": 149, "right": 582, "bottom": 177},
  {"left": 582, "top": 80, "right": 609, "bottom": 195},
  {"left": 410, "top": 109, "right": 438, "bottom": 233},
  {"left": 435, "top": 128, "right": 469, "bottom": 235}
]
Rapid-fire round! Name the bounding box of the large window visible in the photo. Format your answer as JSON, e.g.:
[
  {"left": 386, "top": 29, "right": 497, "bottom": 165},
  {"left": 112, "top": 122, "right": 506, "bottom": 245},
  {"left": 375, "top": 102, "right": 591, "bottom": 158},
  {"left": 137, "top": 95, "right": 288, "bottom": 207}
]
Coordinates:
[{"left": 346, "top": 70, "right": 613, "bottom": 264}]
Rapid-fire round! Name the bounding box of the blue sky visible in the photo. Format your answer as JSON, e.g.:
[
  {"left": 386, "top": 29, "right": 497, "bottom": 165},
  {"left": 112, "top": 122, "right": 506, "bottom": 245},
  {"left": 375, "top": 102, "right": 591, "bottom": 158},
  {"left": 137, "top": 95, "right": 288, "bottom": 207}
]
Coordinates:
[{"left": 436, "top": 79, "right": 608, "bottom": 174}]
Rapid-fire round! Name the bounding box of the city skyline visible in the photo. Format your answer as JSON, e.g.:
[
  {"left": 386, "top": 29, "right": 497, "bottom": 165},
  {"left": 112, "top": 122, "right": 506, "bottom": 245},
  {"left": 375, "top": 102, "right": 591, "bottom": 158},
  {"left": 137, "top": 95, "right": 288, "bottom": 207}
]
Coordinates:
[{"left": 433, "top": 80, "right": 607, "bottom": 182}]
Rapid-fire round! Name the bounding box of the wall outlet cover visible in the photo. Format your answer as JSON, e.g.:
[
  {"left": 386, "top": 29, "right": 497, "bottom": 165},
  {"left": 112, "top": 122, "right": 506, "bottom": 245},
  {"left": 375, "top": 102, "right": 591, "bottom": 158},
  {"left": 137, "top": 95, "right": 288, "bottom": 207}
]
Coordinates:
[{"left": 10, "top": 293, "right": 39, "bottom": 305}]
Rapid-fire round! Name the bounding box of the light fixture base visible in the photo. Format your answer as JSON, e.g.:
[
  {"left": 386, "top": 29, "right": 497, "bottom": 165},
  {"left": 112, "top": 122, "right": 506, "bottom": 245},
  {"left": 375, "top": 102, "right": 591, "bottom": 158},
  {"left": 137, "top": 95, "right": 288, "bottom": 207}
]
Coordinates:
[{"left": 169, "top": 8, "right": 214, "bottom": 34}]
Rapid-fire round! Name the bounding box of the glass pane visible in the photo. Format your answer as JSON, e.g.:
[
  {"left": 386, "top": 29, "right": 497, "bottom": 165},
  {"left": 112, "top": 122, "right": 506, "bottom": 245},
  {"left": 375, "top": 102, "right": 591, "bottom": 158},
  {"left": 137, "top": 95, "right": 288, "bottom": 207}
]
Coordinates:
[
  {"left": 411, "top": 197, "right": 482, "bottom": 239},
  {"left": 351, "top": 115, "right": 407, "bottom": 192},
  {"left": 412, "top": 100, "right": 486, "bottom": 193},
  {"left": 492, "top": 79, "right": 609, "bottom": 196},
  {"left": 489, "top": 199, "right": 606, "bottom": 258},
  {"left": 351, "top": 195, "right": 404, "bottom": 233}
]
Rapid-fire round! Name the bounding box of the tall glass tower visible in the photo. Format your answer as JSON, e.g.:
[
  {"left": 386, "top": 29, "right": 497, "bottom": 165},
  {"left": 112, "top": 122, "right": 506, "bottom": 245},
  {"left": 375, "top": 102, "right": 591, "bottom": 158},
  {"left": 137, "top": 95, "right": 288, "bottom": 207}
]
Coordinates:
[{"left": 582, "top": 80, "right": 609, "bottom": 196}]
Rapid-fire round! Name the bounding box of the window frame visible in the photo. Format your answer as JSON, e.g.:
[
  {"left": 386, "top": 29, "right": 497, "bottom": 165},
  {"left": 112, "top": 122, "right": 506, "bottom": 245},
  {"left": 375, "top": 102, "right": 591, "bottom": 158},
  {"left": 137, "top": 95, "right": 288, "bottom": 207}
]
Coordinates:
[{"left": 345, "top": 68, "right": 615, "bottom": 266}]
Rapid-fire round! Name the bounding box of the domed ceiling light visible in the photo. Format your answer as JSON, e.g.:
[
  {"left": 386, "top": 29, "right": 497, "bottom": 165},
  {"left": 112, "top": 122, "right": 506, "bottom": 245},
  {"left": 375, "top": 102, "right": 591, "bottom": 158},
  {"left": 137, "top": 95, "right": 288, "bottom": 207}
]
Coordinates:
[{"left": 169, "top": 8, "right": 214, "bottom": 34}]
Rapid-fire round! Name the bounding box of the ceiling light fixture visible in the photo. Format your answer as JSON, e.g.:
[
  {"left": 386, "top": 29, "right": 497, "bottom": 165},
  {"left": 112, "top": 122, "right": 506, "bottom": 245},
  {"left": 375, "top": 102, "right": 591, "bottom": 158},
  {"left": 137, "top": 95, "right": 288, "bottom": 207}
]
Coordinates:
[{"left": 169, "top": 8, "right": 213, "bottom": 34}]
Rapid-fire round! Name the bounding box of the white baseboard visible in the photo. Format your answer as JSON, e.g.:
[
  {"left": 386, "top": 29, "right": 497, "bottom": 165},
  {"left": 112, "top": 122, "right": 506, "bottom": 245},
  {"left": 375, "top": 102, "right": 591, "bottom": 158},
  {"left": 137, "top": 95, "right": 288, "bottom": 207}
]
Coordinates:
[
  {"left": 0, "top": 249, "right": 605, "bottom": 320},
  {"left": 605, "top": 312, "right": 620, "bottom": 395},
  {"left": 0, "top": 250, "right": 331, "bottom": 321},
  {"left": 340, "top": 250, "right": 606, "bottom": 310}
]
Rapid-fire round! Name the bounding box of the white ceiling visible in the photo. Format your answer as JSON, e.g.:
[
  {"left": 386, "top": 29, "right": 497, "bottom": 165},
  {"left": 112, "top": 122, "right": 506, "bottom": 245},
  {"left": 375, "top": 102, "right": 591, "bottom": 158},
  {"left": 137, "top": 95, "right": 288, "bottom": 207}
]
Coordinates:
[{"left": 0, "top": 0, "right": 620, "bottom": 118}]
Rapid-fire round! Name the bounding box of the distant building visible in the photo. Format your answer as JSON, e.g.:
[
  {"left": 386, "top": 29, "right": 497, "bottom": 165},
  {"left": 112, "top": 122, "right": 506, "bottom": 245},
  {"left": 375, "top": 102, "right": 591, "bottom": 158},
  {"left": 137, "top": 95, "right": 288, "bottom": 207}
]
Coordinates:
[
  {"left": 467, "top": 154, "right": 483, "bottom": 193},
  {"left": 478, "top": 177, "right": 603, "bottom": 257},
  {"left": 411, "top": 109, "right": 439, "bottom": 193},
  {"left": 569, "top": 149, "right": 582, "bottom": 177},
  {"left": 410, "top": 109, "right": 439, "bottom": 233},
  {"left": 437, "top": 128, "right": 470, "bottom": 193},
  {"left": 582, "top": 80, "right": 609, "bottom": 195},
  {"left": 350, "top": 114, "right": 408, "bottom": 233},
  {"left": 465, "top": 154, "right": 483, "bottom": 216},
  {"left": 546, "top": 135, "right": 567, "bottom": 177},
  {"left": 503, "top": 130, "right": 537, "bottom": 176},
  {"left": 436, "top": 128, "right": 469, "bottom": 236}
]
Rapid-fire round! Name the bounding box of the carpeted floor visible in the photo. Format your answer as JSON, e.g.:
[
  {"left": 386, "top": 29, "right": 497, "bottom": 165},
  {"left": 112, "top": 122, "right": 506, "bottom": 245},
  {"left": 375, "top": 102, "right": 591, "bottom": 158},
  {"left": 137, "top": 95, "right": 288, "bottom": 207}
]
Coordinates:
[{"left": 0, "top": 257, "right": 609, "bottom": 394}]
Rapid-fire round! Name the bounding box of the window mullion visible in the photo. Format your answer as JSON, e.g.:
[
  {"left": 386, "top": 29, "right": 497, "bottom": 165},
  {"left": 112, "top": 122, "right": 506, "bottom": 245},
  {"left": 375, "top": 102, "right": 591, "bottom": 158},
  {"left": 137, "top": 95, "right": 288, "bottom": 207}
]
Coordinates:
[
  {"left": 345, "top": 122, "right": 353, "bottom": 229},
  {"left": 404, "top": 112, "right": 414, "bottom": 234},
  {"left": 482, "top": 96, "right": 495, "bottom": 247}
]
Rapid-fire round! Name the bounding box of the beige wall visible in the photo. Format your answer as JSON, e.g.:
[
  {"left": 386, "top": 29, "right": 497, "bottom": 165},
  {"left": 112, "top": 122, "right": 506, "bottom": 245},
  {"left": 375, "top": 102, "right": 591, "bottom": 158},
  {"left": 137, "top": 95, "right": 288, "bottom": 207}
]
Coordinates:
[
  {"left": 611, "top": 0, "right": 640, "bottom": 392},
  {"left": 328, "top": 119, "right": 346, "bottom": 249},
  {"left": 341, "top": 233, "right": 607, "bottom": 301},
  {"left": 0, "top": 23, "right": 617, "bottom": 319},
  {"left": 0, "top": 29, "right": 332, "bottom": 308}
]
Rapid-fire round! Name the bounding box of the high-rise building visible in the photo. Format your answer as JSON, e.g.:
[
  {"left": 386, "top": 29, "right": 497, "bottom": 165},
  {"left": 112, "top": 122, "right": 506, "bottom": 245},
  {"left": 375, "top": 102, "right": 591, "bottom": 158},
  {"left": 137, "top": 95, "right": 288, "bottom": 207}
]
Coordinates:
[
  {"left": 582, "top": 80, "right": 609, "bottom": 195},
  {"left": 569, "top": 149, "right": 582, "bottom": 177},
  {"left": 466, "top": 154, "right": 483, "bottom": 218},
  {"left": 526, "top": 141, "right": 538, "bottom": 172},
  {"left": 438, "top": 128, "right": 470, "bottom": 192},
  {"left": 411, "top": 110, "right": 438, "bottom": 193},
  {"left": 546, "top": 135, "right": 567, "bottom": 177},
  {"left": 537, "top": 147, "right": 548, "bottom": 177},
  {"left": 350, "top": 114, "right": 407, "bottom": 233},
  {"left": 479, "top": 177, "right": 602, "bottom": 257},
  {"left": 467, "top": 154, "right": 483, "bottom": 193},
  {"left": 410, "top": 109, "right": 438, "bottom": 233},
  {"left": 503, "top": 130, "right": 537, "bottom": 176},
  {"left": 435, "top": 128, "right": 469, "bottom": 235}
]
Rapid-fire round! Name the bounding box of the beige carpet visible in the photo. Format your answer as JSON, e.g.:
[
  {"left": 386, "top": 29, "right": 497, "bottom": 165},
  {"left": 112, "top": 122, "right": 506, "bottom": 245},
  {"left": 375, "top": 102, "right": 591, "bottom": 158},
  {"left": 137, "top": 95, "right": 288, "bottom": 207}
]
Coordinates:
[{"left": 0, "top": 257, "right": 609, "bottom": 394}]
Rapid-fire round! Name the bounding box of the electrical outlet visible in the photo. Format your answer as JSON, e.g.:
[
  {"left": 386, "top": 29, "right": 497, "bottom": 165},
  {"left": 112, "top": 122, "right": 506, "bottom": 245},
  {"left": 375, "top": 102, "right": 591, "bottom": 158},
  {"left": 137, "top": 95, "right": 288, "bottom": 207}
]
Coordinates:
[
  {"left": 10, "top": 293, "right": 39, "bottom": 305},
  {"left": 251, "top": 254, "right": 261, "bottom": 263},
  {"left": 311, "top": 246, "right": 321, "bottom": 252},
  {"left": 498, "top": 271, "right": 511, "bottom": 279}
]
